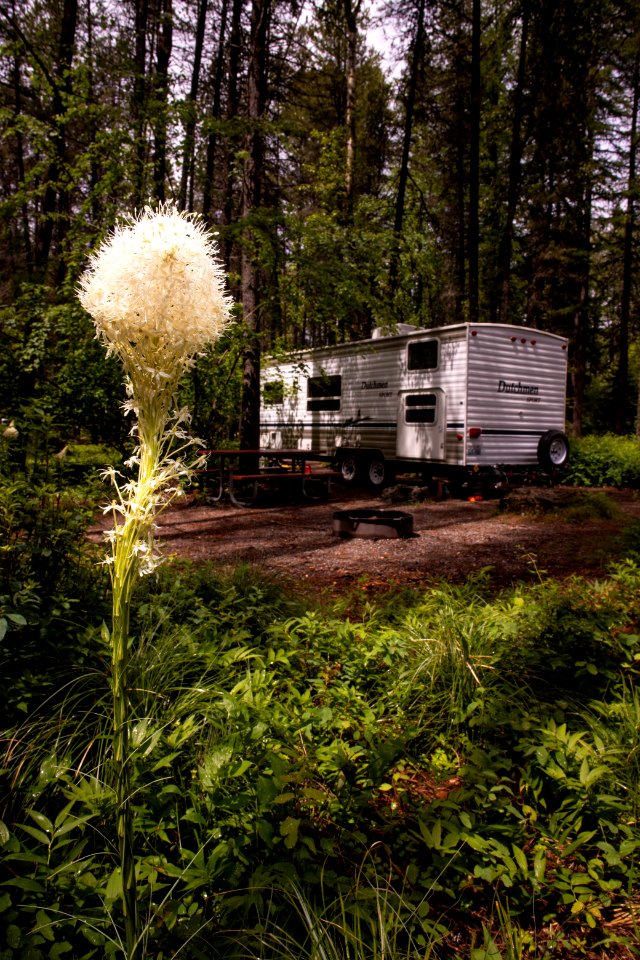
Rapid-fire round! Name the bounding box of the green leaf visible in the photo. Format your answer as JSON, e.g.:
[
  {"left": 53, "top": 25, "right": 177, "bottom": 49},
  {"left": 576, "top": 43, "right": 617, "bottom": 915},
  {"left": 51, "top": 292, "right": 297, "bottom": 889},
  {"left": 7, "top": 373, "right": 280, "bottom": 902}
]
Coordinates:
[
  {"left": 470, "top": 934, "right": 502, "bottom": 959},
  {"left": 50, "top": 943, "right": 73, "bottom": 957},
  {"left": 0, "top": 822, "right": 10, "bottom": 847},
  {"left": 157, "top": 900, "right": 181, "bottom": 931},
  {"left": 6, "top": 613, "right": 27, "bottom": 626},
  {"left": 533, "top": 850, "right": 546, "bottom": 883},
  {"left": 17, "top": 824, "right": 51, "bottom": 846},
  {"left": 280, "top": 817, "right": 300, "bottom": 850},
  {"left": 301, "top": 787, "right": 327, "bottom": 802},
  {"left": 562, "top": 831, "right": 596, "bottom": 858},
  {"left": 28, "top": 810, "right": 53, "bottom": 834},
  {"left": 6, "top": 924, "right": 21, "bottom": 949},
  {"left": 463, "top": 832, "right": 488, "bottom": 853},
  {"left": 442, "top": 830, "right": 461, "bottom": 850},
  {"left": 230, "top": 759, "right": 252, "bottom": 777},
  {"left": 34, "top": 909, "right": 55, "bottom": 942},
  {"left": 582, "top": 765, "right": 609, "bottom": 789},
  {"left": 3, "top": 877, "right": 46, "bottom": 893},
  {"left": 512, "top": 844, "right": 529, "bottom": 876},
  {"left": 105, "top": 868, "right": 122, "bottom": 902},
  {"left": 80, "top": 924, "right": 106, "bottom": 946}
]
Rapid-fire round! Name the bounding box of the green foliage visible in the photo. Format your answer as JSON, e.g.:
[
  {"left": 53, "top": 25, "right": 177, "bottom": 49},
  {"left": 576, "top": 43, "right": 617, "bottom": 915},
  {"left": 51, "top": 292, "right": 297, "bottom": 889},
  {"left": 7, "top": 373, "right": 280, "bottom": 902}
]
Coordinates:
[
  {"left": 0, "top": 286, "right": 126, "bottom": 453},
  {"left": 0, "top": 476, "right": 107, "bottom": 725},
  {"left": 2, "top": 522, "right": 640, "bottom": 956},
  {"left": 566, "top": 434, "right": 640, "bottom": 489},
  {"left": 177, "top": 325, "right": 244, "bottom": 448}
]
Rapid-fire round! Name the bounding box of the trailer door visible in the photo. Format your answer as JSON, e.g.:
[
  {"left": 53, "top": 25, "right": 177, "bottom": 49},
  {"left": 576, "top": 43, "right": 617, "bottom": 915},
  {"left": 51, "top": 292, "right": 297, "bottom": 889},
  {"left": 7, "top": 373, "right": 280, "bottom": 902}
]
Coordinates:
[{"left": 396, "top": 389, "right": 446, "bottom": 462}]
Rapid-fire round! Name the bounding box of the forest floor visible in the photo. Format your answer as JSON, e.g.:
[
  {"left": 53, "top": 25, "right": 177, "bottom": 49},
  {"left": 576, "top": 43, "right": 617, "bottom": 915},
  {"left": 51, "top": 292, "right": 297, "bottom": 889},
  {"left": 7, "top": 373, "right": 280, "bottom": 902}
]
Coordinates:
[{"left": 88, "top": 483, "right": 640, "bottom": 599}]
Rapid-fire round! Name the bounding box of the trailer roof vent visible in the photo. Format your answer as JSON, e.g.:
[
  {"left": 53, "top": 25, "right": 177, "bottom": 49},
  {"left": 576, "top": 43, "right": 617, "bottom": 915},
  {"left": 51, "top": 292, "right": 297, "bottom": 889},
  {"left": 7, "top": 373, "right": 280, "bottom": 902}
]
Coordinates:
[{"left": 372, "top": 324, "right": 417, "bottom": 339}]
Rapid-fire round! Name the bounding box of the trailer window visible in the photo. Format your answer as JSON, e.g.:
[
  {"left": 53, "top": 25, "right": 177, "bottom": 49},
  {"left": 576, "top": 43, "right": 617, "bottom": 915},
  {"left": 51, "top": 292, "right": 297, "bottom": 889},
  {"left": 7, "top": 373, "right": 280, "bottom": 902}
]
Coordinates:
[
  {"left": 405, "top": 393, "right": 437, "bottom": 423},
  {"left": 263, "top": 381, "right": 284, "bottom": 406},
  {"left": 307, "top": 374, "right": 341, "bottom": 411},
  {"left": 407, "top": 339, "right": 438, "bottom": 370}
]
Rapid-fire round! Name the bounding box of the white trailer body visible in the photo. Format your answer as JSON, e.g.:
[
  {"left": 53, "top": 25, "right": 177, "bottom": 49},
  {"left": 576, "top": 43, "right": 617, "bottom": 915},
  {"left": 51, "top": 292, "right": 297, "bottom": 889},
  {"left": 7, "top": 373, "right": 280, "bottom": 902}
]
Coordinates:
[{"left": 259, "top": 323, "right": 569, "bottom": 489}]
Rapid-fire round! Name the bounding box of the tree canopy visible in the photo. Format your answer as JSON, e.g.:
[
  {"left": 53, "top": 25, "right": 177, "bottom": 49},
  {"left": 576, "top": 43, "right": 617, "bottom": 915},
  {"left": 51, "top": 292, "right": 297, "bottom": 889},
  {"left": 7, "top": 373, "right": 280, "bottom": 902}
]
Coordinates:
[{"left": 1, "top": 0, "right": 639, "bottom": 445}]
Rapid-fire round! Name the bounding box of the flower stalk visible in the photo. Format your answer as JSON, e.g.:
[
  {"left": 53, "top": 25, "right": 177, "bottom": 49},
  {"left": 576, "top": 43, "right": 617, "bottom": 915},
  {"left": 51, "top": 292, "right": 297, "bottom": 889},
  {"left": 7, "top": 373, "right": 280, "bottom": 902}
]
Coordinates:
[{"left": 78, "top": 204, "right": 231, "bottom": 959}]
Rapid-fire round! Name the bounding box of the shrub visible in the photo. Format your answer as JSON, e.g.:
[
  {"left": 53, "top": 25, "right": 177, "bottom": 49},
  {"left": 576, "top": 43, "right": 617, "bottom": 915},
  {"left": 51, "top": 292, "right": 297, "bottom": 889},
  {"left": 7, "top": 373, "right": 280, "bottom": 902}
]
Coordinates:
[
  {"left": 567, "top": 434, "right": 640, "bottom": 488},
  {"left": 0, "top": 477, "right": 108, "bottom": 726}
]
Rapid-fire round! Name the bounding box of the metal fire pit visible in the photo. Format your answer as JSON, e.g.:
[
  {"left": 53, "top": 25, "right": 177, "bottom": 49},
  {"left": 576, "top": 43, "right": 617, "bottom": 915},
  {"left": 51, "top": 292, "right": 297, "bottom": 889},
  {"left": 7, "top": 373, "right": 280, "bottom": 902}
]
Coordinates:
[{"left": 332, "top": 508, "right": 415, "bottom": 539}]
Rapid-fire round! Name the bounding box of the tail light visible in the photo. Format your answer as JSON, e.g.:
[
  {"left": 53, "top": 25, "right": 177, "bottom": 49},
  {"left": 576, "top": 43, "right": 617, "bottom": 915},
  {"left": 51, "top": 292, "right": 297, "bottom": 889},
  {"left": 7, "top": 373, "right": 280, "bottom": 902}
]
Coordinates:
[{"left": 468, "top": 427, "right": 482, "bottom": 439}]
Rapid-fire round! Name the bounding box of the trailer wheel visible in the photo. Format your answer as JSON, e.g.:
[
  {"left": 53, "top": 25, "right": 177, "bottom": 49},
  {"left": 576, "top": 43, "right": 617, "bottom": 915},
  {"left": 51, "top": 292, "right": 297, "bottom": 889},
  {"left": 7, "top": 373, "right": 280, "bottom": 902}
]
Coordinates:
[
  {"left": 537, "top": 430, "right": 569, "bottom": 470},
  {"left": 367, "top": 457, "right": 387, "bottom": 489},
  {"left": 340, "top": 455, "right": 360, "bottom": 484}
]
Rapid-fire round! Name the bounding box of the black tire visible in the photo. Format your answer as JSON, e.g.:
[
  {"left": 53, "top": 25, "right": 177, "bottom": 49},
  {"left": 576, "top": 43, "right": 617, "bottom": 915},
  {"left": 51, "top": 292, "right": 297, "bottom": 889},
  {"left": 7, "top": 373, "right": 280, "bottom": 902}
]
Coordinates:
[
  {"left": 367, "top": 456, "right": 387, "bottom": 489},
  {"left": 340, "top": 455, "right": 359, "bottom": 484},
  {"left": 537, "top": 430, "right": 570, "bottom": 470}
]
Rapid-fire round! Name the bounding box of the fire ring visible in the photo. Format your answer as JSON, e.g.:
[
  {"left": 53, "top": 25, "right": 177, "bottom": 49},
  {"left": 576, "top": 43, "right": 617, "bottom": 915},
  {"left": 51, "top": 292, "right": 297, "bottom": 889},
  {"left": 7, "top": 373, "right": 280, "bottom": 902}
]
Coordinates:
[{"left": 332, "top": 508, "right": 415, "bottom": 539}]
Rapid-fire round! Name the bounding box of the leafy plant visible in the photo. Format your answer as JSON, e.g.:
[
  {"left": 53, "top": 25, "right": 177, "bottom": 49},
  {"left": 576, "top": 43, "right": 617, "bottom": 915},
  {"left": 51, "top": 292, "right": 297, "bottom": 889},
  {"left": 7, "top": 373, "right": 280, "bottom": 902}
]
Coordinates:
[
  {"left": 3, "top": 546, "right": 640, "bottom": 957},
  {"left": 566, "top": 434, "right": 640, "bottom": 489}
]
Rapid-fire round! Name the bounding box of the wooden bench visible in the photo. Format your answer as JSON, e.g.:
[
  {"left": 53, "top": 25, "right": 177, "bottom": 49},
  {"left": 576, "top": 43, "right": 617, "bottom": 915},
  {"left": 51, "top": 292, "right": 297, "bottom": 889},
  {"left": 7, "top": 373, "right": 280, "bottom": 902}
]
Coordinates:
[{"left": 193, "top": 449, "right": 337, "bottom": 506}]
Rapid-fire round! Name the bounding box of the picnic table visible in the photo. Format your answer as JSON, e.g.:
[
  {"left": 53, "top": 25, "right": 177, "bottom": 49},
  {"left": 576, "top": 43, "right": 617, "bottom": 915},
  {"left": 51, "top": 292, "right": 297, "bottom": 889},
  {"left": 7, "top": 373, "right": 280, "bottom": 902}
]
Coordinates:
[{"left": 195, "top": 448, "right": 337, "bottom": 507}]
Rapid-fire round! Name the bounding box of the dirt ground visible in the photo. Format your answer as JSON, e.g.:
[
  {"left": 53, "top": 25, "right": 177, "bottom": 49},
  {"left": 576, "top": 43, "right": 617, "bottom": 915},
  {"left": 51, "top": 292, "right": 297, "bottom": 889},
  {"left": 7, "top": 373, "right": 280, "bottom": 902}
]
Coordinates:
[{"left": 87, "top": 482, "right": 640, "bottom": 596}]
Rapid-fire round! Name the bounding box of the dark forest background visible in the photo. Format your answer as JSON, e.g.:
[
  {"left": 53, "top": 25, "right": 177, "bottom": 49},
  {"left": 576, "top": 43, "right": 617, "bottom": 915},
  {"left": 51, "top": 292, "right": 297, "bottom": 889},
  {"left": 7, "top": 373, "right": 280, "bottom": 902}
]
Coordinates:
[{"left": 1, "top": 0, "right": 639, "bottom": 452}]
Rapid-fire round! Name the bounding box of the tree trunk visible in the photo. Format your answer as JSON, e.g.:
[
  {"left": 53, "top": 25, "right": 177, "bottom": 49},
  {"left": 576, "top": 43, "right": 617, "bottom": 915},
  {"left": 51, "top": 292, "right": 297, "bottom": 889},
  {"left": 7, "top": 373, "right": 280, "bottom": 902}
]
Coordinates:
[
  {"left": 11, "top": 42, "right": 33, "bottom": 277},
  {"left": 132, "top": 0, "right": 150, "bottom": 205},
  {"left": 342, "top": 0, "right": 361, "bottom": 215},
  {"left": 571, "top": 169, "right": 592, "bottom": 439},
  {"left": 455, "top": 95, "right": 466, "bottom": 324},
  {"left": 202, "top": 0, "right": 230, "bottom": 222},
  {"left": 240, "top": 0, "right": 271, "bottom": 450},
  {"left": 178, "top": 0, "right": 208, "bottom": 211},
  {"left": 467, "top": 0, "right": 481, "bottom": 323},
  {"left": 617, "top": 51, "right": 639, "bottom": 434},
  {"left": 389, "top": 0, "right": 425, "bottom": 296},
  {"left": 498, "top": 0, "right": 529, "bottom": 324},
  {"left": 152, "top": 0, "right": 173, "bottom": 203},
  {"left": 221, "top": 0, "right": 244, "bottom": 267},
  {"left": 28, "top": 0, "right": 78, "bottom": 281}
]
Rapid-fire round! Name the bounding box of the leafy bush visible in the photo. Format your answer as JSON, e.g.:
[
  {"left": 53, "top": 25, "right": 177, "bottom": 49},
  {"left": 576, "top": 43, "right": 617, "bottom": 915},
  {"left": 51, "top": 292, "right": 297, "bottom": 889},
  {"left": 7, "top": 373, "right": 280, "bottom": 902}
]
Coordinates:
[
  {"left": 0, "top": 287, "right": 127, "bottom": 450},
  {"left": 59, "top": 443, "right": 123, "bottom": 485},
  {"left": 0, "top": 477, "right": 108, "bottom": 726},
  {"left": 567, "top": 434, "right": 640, "bottom": 488}
]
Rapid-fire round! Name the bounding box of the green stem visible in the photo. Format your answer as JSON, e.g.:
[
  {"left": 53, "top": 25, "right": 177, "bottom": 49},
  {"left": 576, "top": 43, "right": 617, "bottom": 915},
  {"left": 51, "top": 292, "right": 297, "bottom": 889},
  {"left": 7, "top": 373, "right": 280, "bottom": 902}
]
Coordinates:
[
  {"left": 110, "top": 416, "right": 165, "bottom": 960},
  {"left": 111, "top": 528, "right": 140, "bottom": 959}
]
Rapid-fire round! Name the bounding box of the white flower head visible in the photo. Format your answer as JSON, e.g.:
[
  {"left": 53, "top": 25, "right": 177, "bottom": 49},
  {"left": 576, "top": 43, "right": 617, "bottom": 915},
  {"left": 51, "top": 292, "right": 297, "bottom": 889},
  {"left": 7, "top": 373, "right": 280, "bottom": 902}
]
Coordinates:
[{"left": 78, "top": 203, "right": 232, "bottom": 376}]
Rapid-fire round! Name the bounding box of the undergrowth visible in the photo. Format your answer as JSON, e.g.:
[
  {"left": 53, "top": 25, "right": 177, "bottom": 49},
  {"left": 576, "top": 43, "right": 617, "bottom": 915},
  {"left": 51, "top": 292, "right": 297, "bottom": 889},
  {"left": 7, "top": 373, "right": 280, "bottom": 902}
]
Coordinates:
[
  {"left": 1, "top": 477, "right": 640, "bottom": 958},
  {"left": 567, "top": 434, "right": 640, "bottom": 489}
]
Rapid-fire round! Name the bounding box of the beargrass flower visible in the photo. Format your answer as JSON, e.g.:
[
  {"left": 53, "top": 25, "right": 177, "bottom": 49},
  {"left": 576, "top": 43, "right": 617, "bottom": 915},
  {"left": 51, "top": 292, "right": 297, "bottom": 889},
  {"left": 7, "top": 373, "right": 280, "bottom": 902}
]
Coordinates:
[
  {"left": 78, "top": 203, "right": 231, "bottom": 379},
  {"left": 77, "top": 204, "right": 232, "bottom": 960},
  {"left": 78, "top": 203, "right": 232, "bottom": 567}
]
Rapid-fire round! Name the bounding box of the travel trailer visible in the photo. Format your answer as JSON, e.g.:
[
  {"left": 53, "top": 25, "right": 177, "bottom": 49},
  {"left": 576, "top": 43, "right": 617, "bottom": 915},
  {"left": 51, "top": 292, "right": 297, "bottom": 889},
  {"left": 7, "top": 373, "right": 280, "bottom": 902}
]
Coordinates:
[{"left": 259, "top": 323, "right": 569, "bottom": 493}]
